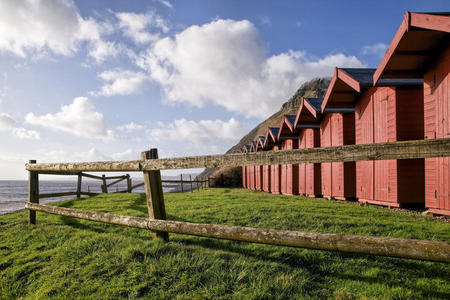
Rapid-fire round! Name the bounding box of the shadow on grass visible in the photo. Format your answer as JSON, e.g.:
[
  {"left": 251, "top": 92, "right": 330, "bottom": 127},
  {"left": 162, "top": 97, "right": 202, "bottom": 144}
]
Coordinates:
[{"left": 174, "top": 236, "right": 450, "bottom": 298}]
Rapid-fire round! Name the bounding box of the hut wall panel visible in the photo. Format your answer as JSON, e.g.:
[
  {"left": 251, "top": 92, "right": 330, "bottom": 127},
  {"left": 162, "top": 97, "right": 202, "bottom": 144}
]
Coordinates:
[
  {"left": 281, "top": 139, "right": 299, "bottom": 195},
  {"left": 298, "top": 130, "right": 307, "bottom": 195},
  {"left": 424, "top": 46, "right": 450, "bottom": 213},
  {"left": 263, "top": 165, "right": 271, "bottom": 192},
  {"left": 305, "top": 128, "right": 321, "bottom": 196},
  {"left": 271, "top": 145, "right": 281, "bottom": 194},
  {"left": 320, "top": 115, "right": 333, "bottom": 198},
  {"left": 323, "top": 113, "right": 355, "bottom": 199},
  {"left": 356, "top": 89, "right": 374, "bottom": 201},
  {"left": 242, "top": 166, "right": 247, "bottom": 188},
  {"left": 255, "top": 165, "right": 263, "bottom": 191}
]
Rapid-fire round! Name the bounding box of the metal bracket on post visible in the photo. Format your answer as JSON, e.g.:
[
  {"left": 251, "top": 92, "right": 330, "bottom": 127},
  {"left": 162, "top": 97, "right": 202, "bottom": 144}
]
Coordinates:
[
  {"left": 141, "top": 148, "right": 169, "bottom": 242},
  {"left": 28, "top": 160, "right": 39, "bottom": 224}
]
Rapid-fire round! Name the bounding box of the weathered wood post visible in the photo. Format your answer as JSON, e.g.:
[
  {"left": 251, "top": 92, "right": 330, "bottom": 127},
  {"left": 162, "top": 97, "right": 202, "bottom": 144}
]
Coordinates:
[
  {"left": 208, "top": 177, "right": 210, "bottom": 188},
  {"left": 102, "top": 175, "right": 107, "bottom": 193},
  {"left": 126, "top": 174, "right": 131, "bottom": 192},
  {"left": 141, "top": 148, "right": 169, "bottom": 242},
  {"left": 189, "top": 174, "right": 193, "bottom": 192},
  {"left": 196, "top": 176, "right": 200, "bottom": 191},
  {"left": 76, "top": 173, "right": 82, "bottom": 198},
  {"left": 28, "top": 160, "right": 39, "bottom": 224},
  {"left": 180, "top": 174, "right": 184, "bottom": 193}
]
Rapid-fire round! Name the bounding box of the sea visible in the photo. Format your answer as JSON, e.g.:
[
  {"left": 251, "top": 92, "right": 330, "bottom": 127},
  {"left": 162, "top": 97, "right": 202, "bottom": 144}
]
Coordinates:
[{"left": 0, "top": 178, "right": 186, "bottom": 215}]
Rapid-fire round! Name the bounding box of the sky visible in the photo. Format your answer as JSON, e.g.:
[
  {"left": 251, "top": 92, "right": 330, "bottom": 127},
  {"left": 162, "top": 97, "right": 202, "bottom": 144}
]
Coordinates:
[{"left": 0, "top": 0, "right": 448, "bottom": 179}]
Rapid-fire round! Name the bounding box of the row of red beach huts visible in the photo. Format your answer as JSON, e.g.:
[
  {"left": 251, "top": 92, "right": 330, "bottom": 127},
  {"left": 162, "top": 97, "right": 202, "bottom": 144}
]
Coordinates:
[{"left": 241, "top": 12, "right": 450, "bottom": 216}]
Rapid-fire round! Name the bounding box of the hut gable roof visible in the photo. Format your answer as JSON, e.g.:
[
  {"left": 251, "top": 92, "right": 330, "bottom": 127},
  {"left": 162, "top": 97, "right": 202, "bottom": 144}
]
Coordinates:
[
  {"left": 322, "top": 67, "right": 423, "bottom": 111},
  {"left": 257, "top": 135, "right": 266, "bottom": 148},
  {"left": 374, "top": 12, "right": 450, "bottom": 84},
  {"left": 294, "top": 97, "right": 323, "bottom": 128},
  {"left": 277, "top": 114, "right": 297, "bottom": 140},
  {"left": 264, "top": 127, "right": 280, "bottom": 148}
]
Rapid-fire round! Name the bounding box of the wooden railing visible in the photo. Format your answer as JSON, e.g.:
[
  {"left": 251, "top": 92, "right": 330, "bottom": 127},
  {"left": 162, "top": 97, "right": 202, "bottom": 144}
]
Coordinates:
[{"left": 25, "top": 139, "right": 450, "bottom": 262}]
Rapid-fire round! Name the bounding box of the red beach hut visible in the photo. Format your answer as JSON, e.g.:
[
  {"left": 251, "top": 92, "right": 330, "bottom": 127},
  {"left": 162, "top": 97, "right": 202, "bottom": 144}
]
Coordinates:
[
  {"left": 277, "top": 115, "right": 299, "bottom": 195},
  {"left": 294, "top": 97, "right": 323, "bottom": 197},
  {"left": 329, "top": 67, "right": 424, "bottom": 207},
  {"left": 242, "top": 145, "right": 252, "bottom": 189},
  {"left": 321, "top": 71, "right": 357, "bottom": 200},
  {"left": 241, "top": 146, "right": 247, "bottom": 189},
  {"left": 257, "top": 135, "right": 271, "bottom": 193},
  {"left": 265, "top": 127, "right": 281, "bottom": 194},
  {"left": 373, "top": 12, "right": 450, "bottom": 213},
  {"left": 254, "top": 137, "right": 265, "bottom": 191}
]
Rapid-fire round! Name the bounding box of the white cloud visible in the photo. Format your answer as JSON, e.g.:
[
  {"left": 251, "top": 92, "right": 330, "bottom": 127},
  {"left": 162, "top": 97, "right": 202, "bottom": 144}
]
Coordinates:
[
  {"left": 116, "top": 11, "right": 169, "bottom": 44},
  {"left": 0, "top": 113, "right": 40, "bottom": 139},
  {"left": 0, "top": 0, "right": 117, "bottom": 62},
  {"left": 136, "top": 19, "right": 365, "bottom": 118},
  {"left": 116, "top": 122, "right": 144, "bottom": 132},
  {"left": 11, "top": 127, "right": 40, "bottom": 140},
  {"left": 148, "top": 118, "right": 247, "bottom": 146},
  {"left": 0, "top": 113, "right": 16, "bottom": 130},
  {"left": 155, "top": 0, "right": 173, "bottom": 9},
  {"left": 91, "top": 69, "right": 149, "bottom": 96},
  {"left": 361, "top": 43, "right": 387, "bottom": 57},
  {"left": 25, "top": 97, "right": 114, "bottom": 139}
]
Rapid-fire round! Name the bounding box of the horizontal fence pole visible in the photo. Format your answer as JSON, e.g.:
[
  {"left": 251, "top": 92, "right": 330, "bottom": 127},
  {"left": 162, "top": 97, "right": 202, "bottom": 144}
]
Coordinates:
[
  {"left": 105, "top": 177, "right": 126, "bottom": 188},
  {"left": 130, "top": 182, "right": 145, "bottom": 190},
  {"left": 80, "top": 173, "right": 103, "bottom": 180},
  {"left": 162, "top": 179, "right": 207, "bottom": 183},
  {"left": 104, "top": 175, "right": 127, "bottom": 180},
  {"left": 26, "top": 138, "right": 450, "bottom": 172},
  {"left": 39, "top": 192, "right": 78, "bottom": 199},
  {"left": 25, "top": 202, "right": 450, "bottom": 263}
]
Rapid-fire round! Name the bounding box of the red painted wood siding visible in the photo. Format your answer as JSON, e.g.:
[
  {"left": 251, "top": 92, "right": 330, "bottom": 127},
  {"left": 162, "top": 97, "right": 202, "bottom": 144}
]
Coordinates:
[
  {"left": 356, "top": 88, "right": 374, "bottom": 201},
  {"left": 255, "top": 165, "right": 263, "bottom": 191},
  {"left": 280, "top": 139, "right": 299, "bottom": 195},
  {"left": 242, "top": 166, "right": 247, "bottom": 188},
  {"left": 305, "top": 128, "right": 321, "bottom": 196},
  {"left": 356, "top": 86, "right": 424, "bottom": 205},
  {"left": 321, "top": 115, "right": 332, "bottom": 198},
  {"left": 321, "top": 113, "right": 355, "bottom": 199},
  {"left": 271, "top": 145, "right": 281, "bottom": 194},
  {"left": 298, "top": 130, "right": 306, "bottom": 195},
  {"left": 424, "top": 46, "right": 450, "bottom": 213},
  {"left": 263, "top": 164, "right": 271, "bottom": 192}
]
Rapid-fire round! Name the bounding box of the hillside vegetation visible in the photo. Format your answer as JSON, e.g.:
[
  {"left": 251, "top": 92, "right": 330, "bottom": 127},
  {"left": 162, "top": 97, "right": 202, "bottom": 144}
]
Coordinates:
[{"left": 1, "top": 189, "right": 449, "bottom": 299}]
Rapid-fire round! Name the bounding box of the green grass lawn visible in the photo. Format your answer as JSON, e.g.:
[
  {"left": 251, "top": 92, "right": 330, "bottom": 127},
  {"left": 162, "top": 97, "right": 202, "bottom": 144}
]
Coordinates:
[{"left": 1, "top": 188, "right": 449, "bottom": 299}]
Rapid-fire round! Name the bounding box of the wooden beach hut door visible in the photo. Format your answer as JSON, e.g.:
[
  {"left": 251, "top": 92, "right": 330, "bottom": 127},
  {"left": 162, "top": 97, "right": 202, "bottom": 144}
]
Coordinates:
[
  {"left": 305, "top": 128, "right": 321, "bottom": 196},
  {"left": 356, "top": 91, "right": 374, "bottom": 201},
  {"left": 374, "top": 88, "right": 395, "bottom": 203},
  {"left": 331, "top": 114, "right": 344, "bottom": 199},
  {"left": 298, "top": 131, "right": 306, "bottom": 195},
  {"left": 425, "top": 49, "right": 450, "bottom": 212},
  {"left": 321, "top": 115, "right": 332, "bottom": 197}
]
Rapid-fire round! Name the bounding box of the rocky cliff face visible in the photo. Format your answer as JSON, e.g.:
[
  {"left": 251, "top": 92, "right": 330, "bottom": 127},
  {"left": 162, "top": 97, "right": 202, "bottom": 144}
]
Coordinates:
[{"left": 202, "top": 77, "right": 331, "bottom": 185}]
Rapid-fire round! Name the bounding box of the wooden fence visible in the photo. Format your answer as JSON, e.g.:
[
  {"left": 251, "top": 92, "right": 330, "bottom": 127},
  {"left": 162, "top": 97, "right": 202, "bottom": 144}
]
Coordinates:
[
  {"left": 25, "top": 138, "right": 450, "bottom": 262},
  {"left": 36, "top": 172, "right": 210, "bottom": 201}
]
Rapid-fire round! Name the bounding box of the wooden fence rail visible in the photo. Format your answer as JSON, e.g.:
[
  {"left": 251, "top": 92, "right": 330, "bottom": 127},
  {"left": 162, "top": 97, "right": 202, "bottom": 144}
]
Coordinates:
[
  {"left": 26, "top": 138, "right": 450, "bottom": 172},
  {"left": 25, "top": 140, "right": 450, "bottom": 262},
  {"left": 25, "top": 202, "right": 450, "bottom": 263}
]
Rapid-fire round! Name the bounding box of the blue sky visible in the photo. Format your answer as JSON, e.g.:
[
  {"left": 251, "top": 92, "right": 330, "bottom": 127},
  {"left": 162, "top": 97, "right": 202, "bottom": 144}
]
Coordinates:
[{"left": 0, "top": 0, "right": 448, "bottom": 179}]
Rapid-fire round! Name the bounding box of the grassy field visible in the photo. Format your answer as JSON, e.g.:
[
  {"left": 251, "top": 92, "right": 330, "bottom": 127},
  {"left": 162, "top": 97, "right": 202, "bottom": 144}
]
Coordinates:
[{"left": 1, "top": 188, "right": 449, "bottom": 299}]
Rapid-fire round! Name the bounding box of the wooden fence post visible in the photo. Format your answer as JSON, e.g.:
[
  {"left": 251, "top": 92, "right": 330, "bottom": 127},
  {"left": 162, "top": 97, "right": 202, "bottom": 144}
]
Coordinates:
[
  {"left": 196, "top": 176, "right": 200, "bottom": 191},
  {"left": 180, "top": 174, "right": 184, "bottom": 193},
  {"left": 102, "top": 175, "right": 107, "bottom": 193},
  {"left": 126, "top": 174, "right": 131, "bottom": 192},
  {"left": 189, "top": 174, "right": 193, "bottom": 192},
  {"left": 142, "top": 148, "right": 169, "bottom": 242},
  {"left": 76, "top": 173, "right": 82, "bottom": 198},
  {"left": 28, "top": 160, "right": 39, "bottom": 224},
  {"left": 208, "top": 177, "right": 210, "bottom": 188}
]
